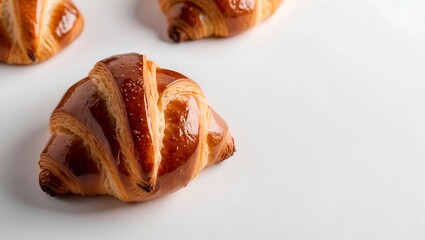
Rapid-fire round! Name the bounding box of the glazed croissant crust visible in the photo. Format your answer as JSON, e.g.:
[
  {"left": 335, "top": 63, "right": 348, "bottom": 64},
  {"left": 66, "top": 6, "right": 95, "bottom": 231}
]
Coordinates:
[
  {"left": 39, "top": 53, "right": 235, "bottom": 203},
  {"left": 159, "top": 0, "right": 283, "bottom": 42},
  {"left": 0, "top": 0, "right": 84, "bottom": 64}
]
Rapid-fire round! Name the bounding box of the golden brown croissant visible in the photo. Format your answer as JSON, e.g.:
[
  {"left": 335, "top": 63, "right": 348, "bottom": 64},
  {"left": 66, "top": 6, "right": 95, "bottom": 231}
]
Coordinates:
[
  {"left": 39, "top": 53, "right": 236, "bottom": 203},
  {"left": 0, "top": 0, "right": 84, "bottom": 65},
  {"left": 159, "top": 0, "right": 283, "bottom": 42}
]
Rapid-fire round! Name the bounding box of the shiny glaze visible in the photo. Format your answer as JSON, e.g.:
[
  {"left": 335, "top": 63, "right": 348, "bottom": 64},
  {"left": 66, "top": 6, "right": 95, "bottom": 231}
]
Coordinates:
[
  {"left": 42, "top": 132, "right": 101, "bottom": 194},
  {"left": 87, "top": 85, "right": 129, "bottom": 175},
  {"left": 55, "top": 133, "right": 99, "bottom": 177},
  {"left": 159, "top": 96, "right": 200, "bottom": 176},
  {"left": 156, "top": 68, "right": 202, "bottom": 180},
  {"left": 50, "top": 0, "right": 84, "bottom": 49},
  {"left": 47, "top": 76, "right": 128, "bottom": 196},
  {"left": 39, "top": 53, "right": 236, "bottom": 202},
  {"left": 156, "top": 68, "right": 188, "bottom": 93},
  {"left": 55, "top": 77, "right": 129, "bottom": 174},
  {"left": 101, "top": 55, "right": 155, "bottom": 179},
  {"left": 44, "top": 55, "right": 200, "bottom": 197},
  {"left": 213, "top": 0, "right": 256, "bottom": 35}
]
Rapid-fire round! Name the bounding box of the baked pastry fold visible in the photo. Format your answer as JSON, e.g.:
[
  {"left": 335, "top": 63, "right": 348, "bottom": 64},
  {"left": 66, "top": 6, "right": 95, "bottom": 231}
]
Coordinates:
[
  {"left": 0, "top": 0, "right": 84, "bottom": 64},
  {"left": 39, "top": 53, "right": 236, "bottom": 202}
]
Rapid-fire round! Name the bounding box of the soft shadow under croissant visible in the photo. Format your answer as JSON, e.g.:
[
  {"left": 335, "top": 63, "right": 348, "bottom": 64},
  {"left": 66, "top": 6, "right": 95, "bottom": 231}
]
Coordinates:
[
  {"left": 0, "top": 0, "right": 84, "bottom": 65},
  {"left": 39, "top": 53, "right": 236, "bottom": 203},
  {"left": 159, "top": 0, "right": 283, "bottom": 42}
]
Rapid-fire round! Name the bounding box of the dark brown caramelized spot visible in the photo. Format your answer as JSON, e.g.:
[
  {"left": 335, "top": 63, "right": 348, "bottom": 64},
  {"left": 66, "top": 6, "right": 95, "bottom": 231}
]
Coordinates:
[
  {"left": 27, "top": 50, "right": 36, "bottom": 62},
  {"left": 56, "top": 78, "right": 128, "bottom": 175},
  {"left": 102, "top": 54, "right": 155, "bottom": 175},
  {"left": 213, "top": 0, "right": 256, "bottom": 35},
  {"left": 159, "top": 96, "right": 200, "bottom": 176},
  {"left": 137, "top": 182, "right": 153, "bottom": 193},
  {"left": 64, "top": 136, "right": 99, "bottom": 176},
  {"left": 50, "top": 1, "right": 83, "bottom": 48},
  {"left": 43, "top": 132, "right": 99, "bottom": 177},
  {"left": 156, "top": 68, "right": 187, "bottom": 95}
]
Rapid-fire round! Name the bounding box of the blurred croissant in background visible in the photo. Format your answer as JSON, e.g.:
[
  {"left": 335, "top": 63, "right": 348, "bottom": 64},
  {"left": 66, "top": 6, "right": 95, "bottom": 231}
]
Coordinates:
[
  {"left": 159, "top": 0, "right": 283, "bottom": 42},
  {"left": 0, "top": 0, "right": 84, "bottom": 65}
]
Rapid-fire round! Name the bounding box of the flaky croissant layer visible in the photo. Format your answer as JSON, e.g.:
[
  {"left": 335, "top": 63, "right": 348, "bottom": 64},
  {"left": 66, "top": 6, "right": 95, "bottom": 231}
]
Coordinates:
[
  {"left": 159, "top": 0, "right": 283, "bottom": 42},
  {"left": 0, "top": 0, "right": 84, "bottom": 65},
  {"left": 39, "top": 53, "right": 236, "bottom": 202}
]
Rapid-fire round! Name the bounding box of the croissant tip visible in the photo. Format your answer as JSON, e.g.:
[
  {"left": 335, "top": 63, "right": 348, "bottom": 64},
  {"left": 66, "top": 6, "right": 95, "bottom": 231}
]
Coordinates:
[
  {"left": 168, "top": 26, "right": 188, "bottom": 43},
  {"left": 39, "top": 169, "right": 63, "bottom": 197},
  {"left": 41, "top": 184, "right": 57, "bottom": 197},
  {"left": 231, "top": 137, "right": 236, "bottom": 154}
]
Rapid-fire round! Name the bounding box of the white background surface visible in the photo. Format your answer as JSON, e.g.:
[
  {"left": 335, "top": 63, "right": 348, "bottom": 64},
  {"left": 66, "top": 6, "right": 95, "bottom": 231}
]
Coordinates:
[{"left": 1, "top": 0, "right": 425, "bottom": 239}]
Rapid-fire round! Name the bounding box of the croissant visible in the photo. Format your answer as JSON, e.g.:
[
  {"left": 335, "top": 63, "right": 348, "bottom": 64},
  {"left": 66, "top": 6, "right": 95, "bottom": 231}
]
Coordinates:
[
  {"left": 159, "top": 0, "right": 283, "bottom": 42},
  {"left": 0, "top": 0, "right": 84, "bottom": 65},
  {"left": 39, "top": 53, "right": 236, "bottom": 203}
]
